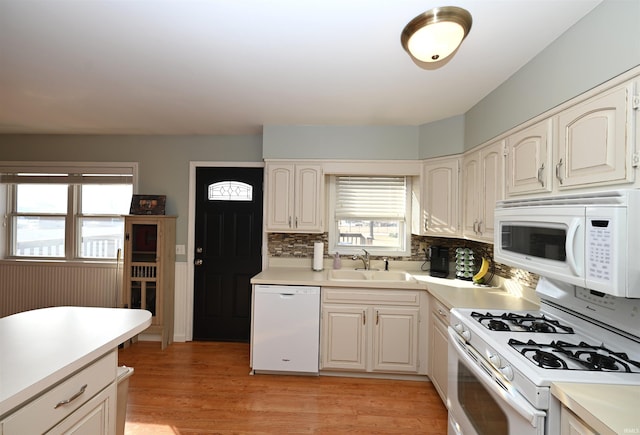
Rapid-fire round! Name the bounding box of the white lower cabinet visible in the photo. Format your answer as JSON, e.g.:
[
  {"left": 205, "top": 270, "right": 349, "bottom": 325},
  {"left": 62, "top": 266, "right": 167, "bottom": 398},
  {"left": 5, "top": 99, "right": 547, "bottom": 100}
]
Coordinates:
[
  {"left": 320, "top": 288, "right": 426, "bottom": 375},
  {"left": 48, "top": 384, "right": 115, "bottom": 435},
  {"left": 560, "top": 405, "right": 597, "bottom": 435},
  {"left": 428, "top": 296, "right": 450, "bottom": 403},
  {"left": 1, "top": 351, "right": 117, "bottom": 435}
]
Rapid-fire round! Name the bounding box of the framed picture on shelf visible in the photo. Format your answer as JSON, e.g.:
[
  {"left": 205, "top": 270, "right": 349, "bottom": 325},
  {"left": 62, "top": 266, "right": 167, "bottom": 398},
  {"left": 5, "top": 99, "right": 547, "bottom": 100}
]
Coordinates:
[{"left": 130, "top": 194, "right": 166, "bottom": 215}]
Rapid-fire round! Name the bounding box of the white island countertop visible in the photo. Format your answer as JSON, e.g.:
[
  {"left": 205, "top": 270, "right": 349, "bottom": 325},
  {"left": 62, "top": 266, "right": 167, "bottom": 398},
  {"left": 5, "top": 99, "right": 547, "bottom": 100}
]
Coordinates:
[{"left": 0, "top": 306, "right": 151, "bottom": 417}]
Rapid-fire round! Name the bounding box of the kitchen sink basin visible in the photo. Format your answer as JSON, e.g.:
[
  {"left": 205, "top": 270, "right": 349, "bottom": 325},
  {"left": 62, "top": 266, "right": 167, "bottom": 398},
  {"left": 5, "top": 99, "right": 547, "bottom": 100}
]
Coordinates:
[
  {"left": 328, "top": 269, "right": 415, "bottom": 282},
  {"left": 368, "top": 271, "right": 415, "bottom": 281},
  {"left": 328, "top": 269, "right": 369, "bottom": 280}
]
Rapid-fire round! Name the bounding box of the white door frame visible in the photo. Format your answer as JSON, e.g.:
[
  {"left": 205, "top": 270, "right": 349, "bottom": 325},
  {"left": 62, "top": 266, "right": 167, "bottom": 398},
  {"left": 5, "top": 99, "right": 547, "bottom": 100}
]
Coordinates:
[{"left": 184, "top": 161, "right": 265, "bottom": 341}]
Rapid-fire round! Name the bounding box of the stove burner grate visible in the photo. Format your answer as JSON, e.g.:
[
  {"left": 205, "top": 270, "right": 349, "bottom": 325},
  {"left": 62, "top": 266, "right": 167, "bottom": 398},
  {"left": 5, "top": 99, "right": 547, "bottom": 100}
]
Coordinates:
[
  {"left": 471, "top": 311, "right": 575, "bottom": 333},
  {"left": 509, "top": 339, "right": 640, "bottom": 373}
]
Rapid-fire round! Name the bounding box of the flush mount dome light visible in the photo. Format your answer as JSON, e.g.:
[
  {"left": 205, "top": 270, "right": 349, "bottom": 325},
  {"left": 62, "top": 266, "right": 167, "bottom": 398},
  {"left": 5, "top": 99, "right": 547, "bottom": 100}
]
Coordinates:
[{"left": 401, "top": 6, "right": 472, "bottom": 65}]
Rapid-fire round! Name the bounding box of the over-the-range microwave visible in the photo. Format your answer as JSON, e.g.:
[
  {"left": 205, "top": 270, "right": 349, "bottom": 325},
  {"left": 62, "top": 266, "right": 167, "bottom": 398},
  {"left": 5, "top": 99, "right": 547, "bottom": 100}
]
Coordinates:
[{"left": 494, "top": 189, "right": 640, "bottom": 298}]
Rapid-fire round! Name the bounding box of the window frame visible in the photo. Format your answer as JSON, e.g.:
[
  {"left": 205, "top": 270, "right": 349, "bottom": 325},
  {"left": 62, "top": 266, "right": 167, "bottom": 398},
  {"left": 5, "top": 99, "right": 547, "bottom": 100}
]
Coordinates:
[
  {"left": 327, "top": 175, "right": 412, "bottom": 257},
  {"left": 1, "top": 162, "right": 138, "bottom": 261}
]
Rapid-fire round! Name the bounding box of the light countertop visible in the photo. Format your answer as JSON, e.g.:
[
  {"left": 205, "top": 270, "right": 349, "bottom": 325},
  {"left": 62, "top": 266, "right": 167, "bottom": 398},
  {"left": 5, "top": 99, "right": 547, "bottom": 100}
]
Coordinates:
[
  {"left": 251, "top": 267, "right": 539, "bottom": 311},
  {"left": 0, "top": 306, "right": 151, "bottom": 417},
  {"left": 552, "top": 382, "right": 640, "bottom": 435}
]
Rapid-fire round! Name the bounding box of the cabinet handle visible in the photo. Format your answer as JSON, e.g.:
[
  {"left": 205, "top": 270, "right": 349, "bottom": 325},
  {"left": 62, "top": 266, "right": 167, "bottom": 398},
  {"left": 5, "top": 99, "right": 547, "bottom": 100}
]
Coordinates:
[
  {"left": 537, "top": 163, "right": 545, "bottom": 187},
  {"left": 288, "top": 216, "right": 292, "bottom": 228},
  {"left": 437, "top": 308, "right": 447, "bottom": 317},
  {"left": 473, "top": 220, "right": 478, "bottom": 234},
  {"left": 477, "top": 220, "right": 483, "bottom": 235},
  {"left": 376, "top": 310, "right": 379, "bottom": 325},
  {"left": 363, "top": 310, "right": 366, "bottom": 325},
  {"left": 295, "top": 217, "right": 298, "bottom": 228},
  {"left": 54, "top": 384, "right": 87, "bottom": 409},
  {"left": 555, "top": 158, "right": 564, "bottom": 184},
  {"left": 424, "top": 218, "right": 428, "bottom": 232}
]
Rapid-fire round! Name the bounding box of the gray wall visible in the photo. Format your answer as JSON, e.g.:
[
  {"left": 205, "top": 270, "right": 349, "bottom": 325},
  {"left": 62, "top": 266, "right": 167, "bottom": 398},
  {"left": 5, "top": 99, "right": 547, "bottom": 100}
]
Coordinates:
[
  {"left": 464, "top": 0, "right": 640, "bottom": 149},
  {"left": 418, "top": 115, "right": 465, "bottom": 159},
  {"left": 0, "top": 134, "right": 263, "bottom": 253},
  {"left": 263, "top": 125, "right": 420, "bottom": 160}
]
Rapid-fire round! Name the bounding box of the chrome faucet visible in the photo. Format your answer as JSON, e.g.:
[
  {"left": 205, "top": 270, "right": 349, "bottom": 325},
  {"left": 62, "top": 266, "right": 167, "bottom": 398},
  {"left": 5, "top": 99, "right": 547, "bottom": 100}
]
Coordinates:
[{"left": 352, "top": 249, "right": 370, "bottom": 270}]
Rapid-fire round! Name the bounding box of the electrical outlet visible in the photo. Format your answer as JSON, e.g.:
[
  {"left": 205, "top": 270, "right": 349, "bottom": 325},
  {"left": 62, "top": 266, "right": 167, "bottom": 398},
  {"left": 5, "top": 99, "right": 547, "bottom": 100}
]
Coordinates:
[{"left": 419, "top": 242, "right": 428, "bottom": 253}]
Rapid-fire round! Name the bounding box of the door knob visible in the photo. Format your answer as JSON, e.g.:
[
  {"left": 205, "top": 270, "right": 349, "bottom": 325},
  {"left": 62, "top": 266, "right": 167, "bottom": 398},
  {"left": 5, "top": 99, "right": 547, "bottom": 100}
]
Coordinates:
[{"left": 194, "top": 259, "right": 203, "bottom": 266}]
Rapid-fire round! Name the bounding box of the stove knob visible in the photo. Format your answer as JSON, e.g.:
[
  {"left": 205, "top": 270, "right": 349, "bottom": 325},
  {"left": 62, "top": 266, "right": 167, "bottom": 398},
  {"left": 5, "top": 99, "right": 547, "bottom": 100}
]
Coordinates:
[
  {"left": 488, "top": 353, "right": 501, "bottom": 368},
  {"left": 453, "top": 323, "right": 470, "bottom": 340},
  {"left": 499, "top": 365, "right": 514, "bottom": 381}
]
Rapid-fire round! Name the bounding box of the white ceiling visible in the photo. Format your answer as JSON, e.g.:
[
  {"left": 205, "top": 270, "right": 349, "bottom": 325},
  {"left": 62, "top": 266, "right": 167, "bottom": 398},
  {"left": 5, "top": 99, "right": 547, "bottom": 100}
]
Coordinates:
[{"left": 0, "top": 0, "right": 602, "bottom": 136}]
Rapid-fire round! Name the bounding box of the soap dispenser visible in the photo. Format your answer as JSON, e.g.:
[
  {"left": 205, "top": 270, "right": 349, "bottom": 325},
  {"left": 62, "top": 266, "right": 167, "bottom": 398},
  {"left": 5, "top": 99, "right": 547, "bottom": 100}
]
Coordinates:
[{"left": 333, "top": 252, "right": 342, "bottom": 269}]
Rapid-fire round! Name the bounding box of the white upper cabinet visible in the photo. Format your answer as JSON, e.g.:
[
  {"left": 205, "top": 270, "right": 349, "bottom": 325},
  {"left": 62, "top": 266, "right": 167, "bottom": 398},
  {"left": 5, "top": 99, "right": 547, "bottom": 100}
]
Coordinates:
[
  {"left": 412, "top": 156, "right": 460, "bottom": 237},
  {"left": 462, "top": 140, "right": 504, "bottom": 242},
  {"left": 555, "top": 81, "right": 636, "bottom": 190},
  {"left": 265, "top": 162, "right": 324, "bottom": 233},
  {"left": 505, "top": 118, "right": 553, "bottom": 197}
]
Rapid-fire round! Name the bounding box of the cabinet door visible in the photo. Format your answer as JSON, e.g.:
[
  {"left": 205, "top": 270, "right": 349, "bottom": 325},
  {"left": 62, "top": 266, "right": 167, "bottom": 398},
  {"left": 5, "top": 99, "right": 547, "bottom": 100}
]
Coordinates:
[
  {"left": 265, "top": 164, "right": 295, "bottom": 231},
  {"left": 556, "top": 82, "right": 634, "bottom": 189},
  {"left": 294, "top": 165, "right": 323, "bottom": 232},
  {"left": 321, "top": 305, "right": 367, "bottom": 371},
  {"left": 423, "top": 158, "right": 460, "bottom": 236},
  {"left": 372, "top": 307, "right": 419, "bottom": 373},
  {"left": 560, "top": 405, "right": 597, "bottom": 435},
  {"left": 461, "top": 151, "right": 480, "bottom": 238},
  {"left": 429, "top": 313, "right": 449, "bottom": 403},
  {"left": 47, "top": 383, "right": 116, "bottom": 435},
  {"left": 478, "top": 140, "right": 504, "bottom": 242},
  {"left": 506, "top": 119, "right": 553, "bottom": 196}
]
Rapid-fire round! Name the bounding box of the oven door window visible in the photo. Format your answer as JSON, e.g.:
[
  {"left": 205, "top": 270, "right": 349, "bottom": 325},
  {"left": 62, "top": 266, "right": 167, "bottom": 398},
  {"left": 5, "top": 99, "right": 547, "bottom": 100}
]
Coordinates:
[
  {"left": 501, "top": 224, "right": 566, "bottom": 261},
  {"left": 458, "top": 361, "right": 508, "bottom": 435}
]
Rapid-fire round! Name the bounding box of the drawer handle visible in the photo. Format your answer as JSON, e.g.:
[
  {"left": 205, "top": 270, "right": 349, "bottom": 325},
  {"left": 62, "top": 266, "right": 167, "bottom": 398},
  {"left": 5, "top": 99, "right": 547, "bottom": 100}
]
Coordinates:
[
  {"left": 54, "top": 384, "right": 88, "bottom": 409},
  {"left": 437, "top": 308, "right": 447, "bottom": 316}
]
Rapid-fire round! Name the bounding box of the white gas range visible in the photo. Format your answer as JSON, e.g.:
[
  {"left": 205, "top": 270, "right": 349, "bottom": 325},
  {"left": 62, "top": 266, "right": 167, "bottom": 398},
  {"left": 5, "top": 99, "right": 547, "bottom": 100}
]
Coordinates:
[{"left": 447, "top": 277, "right": 640, "bottom": 435}]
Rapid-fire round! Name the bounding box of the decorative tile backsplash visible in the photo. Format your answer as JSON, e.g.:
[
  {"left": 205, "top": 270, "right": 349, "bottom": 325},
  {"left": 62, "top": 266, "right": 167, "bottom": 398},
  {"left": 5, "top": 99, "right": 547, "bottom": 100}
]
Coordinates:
[{"left": 267, "top": 232, "right": 539, "bottom": 289}]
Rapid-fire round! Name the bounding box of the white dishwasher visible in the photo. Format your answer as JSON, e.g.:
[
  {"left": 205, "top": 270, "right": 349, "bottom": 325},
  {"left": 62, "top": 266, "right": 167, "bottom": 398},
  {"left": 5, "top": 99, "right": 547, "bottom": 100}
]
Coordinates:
[{"left": 252, "top": 285, "right": 320, "bottom": 374}]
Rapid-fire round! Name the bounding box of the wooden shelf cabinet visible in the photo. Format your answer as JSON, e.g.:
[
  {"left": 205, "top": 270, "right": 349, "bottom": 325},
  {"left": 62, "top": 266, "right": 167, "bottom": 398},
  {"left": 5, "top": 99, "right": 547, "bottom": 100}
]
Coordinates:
[{"left": 123, "top": 215, "right": 176, "bottom": 350}]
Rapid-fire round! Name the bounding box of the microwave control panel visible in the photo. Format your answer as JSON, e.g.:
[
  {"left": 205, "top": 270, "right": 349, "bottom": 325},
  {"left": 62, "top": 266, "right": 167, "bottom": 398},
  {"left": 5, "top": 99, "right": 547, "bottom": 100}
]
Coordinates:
[
  {"left": 585, "top": 206, "right": 626, "bottom": 295},
  {"left": 586, "top": 218, "right": 613, "bottom": 283}
]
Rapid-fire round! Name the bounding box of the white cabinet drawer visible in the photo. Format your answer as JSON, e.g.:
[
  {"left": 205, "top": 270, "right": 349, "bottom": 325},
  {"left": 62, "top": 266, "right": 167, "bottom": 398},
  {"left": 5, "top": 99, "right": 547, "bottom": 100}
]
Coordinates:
[
  {"left": 431, "top": 298, "right": 450, "bottom": 325},
  {"left": 1, "top": 351, "right": 117, "bottom": 434},
  {"left": 322, "top": 288, "right": 420, "bottom": 306}
]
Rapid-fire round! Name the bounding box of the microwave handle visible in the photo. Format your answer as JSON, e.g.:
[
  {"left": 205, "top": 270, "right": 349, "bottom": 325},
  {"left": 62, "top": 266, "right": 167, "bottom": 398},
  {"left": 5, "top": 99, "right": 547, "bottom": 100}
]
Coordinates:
[
  {"left": 565, "top": 219, "right": 582, "bottom": 277},
  {"left": 448, "top": 328, "right": 546, "bottom": 427}
]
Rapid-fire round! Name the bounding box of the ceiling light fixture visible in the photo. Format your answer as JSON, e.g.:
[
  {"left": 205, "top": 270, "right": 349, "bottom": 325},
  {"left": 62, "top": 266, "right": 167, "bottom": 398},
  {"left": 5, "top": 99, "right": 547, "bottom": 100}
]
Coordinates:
[{"left": 401, "top": 6, "right": 472, "bottom": 67}]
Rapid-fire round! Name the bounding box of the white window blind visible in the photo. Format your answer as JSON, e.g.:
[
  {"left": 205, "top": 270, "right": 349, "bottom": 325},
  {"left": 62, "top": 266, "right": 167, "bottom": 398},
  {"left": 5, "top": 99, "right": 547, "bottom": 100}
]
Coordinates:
[{"left": 334, "top": 176, "right": 406, "bottom": 220}]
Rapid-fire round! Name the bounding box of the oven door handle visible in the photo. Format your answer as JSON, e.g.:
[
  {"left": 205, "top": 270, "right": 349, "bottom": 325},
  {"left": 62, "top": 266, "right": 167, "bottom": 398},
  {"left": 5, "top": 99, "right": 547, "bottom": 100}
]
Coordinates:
[{"left": 448, "top": 328, "right": 546, "bottom": 428}]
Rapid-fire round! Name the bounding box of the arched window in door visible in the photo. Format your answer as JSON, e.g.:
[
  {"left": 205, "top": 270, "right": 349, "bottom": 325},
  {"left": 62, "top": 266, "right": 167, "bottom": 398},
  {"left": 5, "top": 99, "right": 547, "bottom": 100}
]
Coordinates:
[{"left": 208, "top": 181, "right": 253, "bottom": 201}]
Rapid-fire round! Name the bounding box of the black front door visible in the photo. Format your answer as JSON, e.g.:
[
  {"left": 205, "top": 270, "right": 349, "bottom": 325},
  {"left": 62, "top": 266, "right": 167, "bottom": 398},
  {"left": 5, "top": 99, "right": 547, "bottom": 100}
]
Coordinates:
[{"left": 193, "top": 167, "right": 263, "bottom": 341}]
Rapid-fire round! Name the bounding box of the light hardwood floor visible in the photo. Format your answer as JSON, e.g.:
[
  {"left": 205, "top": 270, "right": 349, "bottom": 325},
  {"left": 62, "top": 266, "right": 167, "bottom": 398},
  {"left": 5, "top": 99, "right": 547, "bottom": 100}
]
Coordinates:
[{"left": 118, "top": 341, "right": 448, "bottom": 434}]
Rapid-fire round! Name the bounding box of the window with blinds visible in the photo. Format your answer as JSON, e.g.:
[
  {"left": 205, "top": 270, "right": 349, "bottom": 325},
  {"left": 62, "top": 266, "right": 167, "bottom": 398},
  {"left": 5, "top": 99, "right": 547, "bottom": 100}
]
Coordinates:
[
  {"left": 1, "top": 163, "right": 137, "bottom": 260},
  {"left": 330, "top": 175, "right": 410, "bottom": 255}
]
